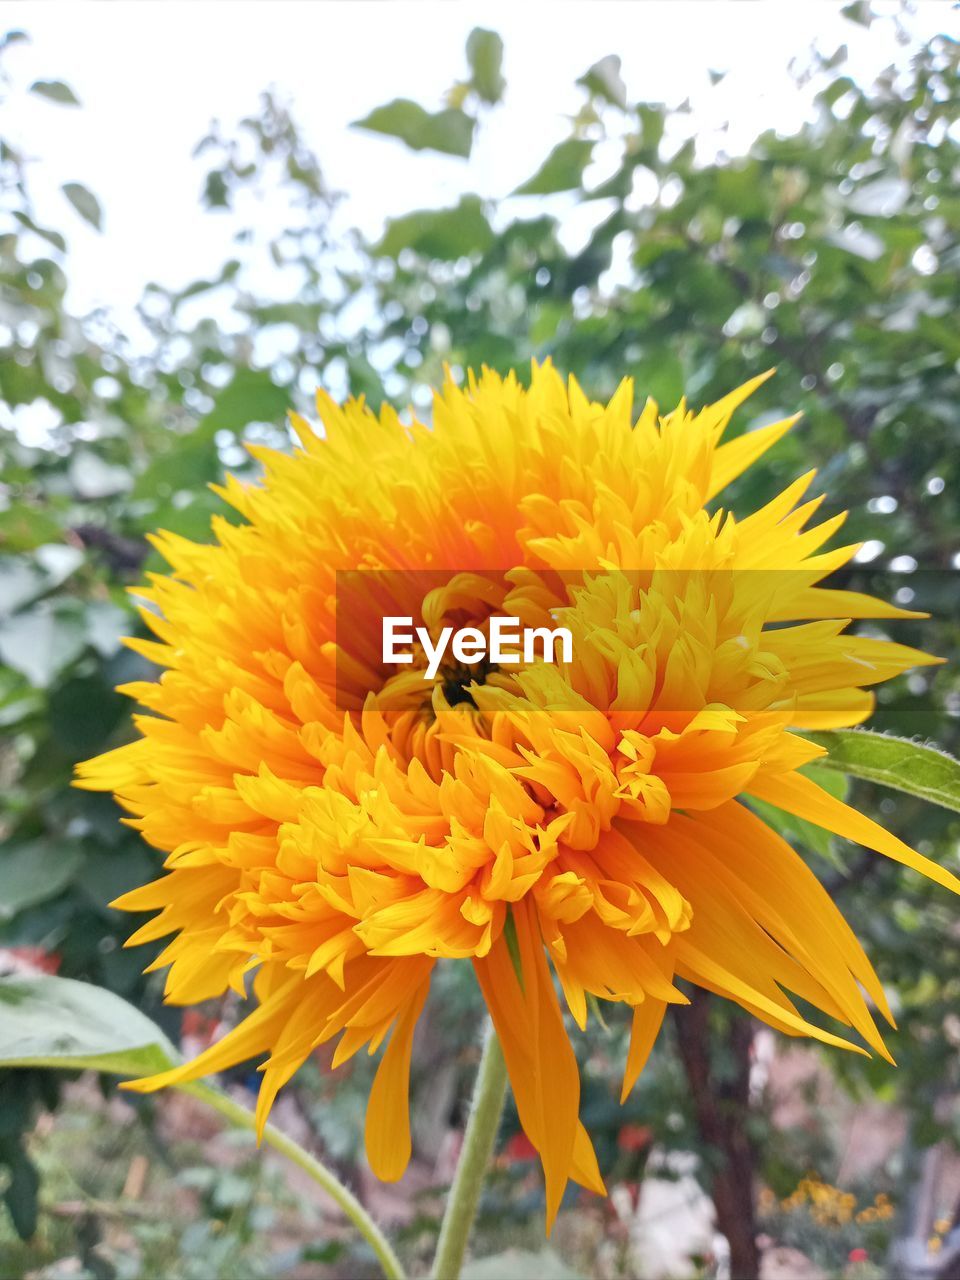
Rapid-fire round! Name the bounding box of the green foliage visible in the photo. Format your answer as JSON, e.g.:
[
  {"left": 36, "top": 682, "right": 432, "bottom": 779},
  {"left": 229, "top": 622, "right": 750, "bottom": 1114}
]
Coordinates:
[{"left": 0, "top": 1076, "right": 326, "bottom": 1279}]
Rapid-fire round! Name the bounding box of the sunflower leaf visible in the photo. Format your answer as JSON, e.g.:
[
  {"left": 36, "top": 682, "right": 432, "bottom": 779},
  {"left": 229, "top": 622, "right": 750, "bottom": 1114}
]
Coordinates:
[
  {"left": 807, "top": 729, "right": 960, "bottom": 815},
  {"left": 0, "top": 974, "right": 180, "bottom": 1077}
]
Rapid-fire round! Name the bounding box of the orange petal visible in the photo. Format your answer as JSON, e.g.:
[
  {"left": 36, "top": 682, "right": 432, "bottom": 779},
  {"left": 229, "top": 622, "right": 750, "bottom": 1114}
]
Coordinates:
[
  {"left": 364, "top": 978, "right": 431, "bottom": 1181},
  {"left": 621, "top": 995, "right": 670, "bottom": 1103},
  {"left": 749, "top": 770, "right": 960, "bottom": 895}
]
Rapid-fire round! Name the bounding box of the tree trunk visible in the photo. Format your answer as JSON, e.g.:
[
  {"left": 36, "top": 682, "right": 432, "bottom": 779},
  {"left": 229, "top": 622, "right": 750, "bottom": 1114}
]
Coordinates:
[{"left": 673, "top": 991, "right": 760, "bottom": 1280}]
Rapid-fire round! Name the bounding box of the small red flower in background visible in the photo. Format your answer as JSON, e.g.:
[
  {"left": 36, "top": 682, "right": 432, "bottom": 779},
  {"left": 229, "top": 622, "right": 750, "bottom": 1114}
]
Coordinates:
[
  {"left": 504, "top": 1131, "right": 538, "bottom": 1162},
  {"left": 0, "top": 946, "right": 60, "bottom": 976},
  {"left": 180, "top": 1008, "right": 227, "bottom": 1059},
  {"left": 849, "top": 1247, "right": 869, "bottom": 1263},
  {"left": 617, "top": 1123, "right": 652, "bottom": 1154}
]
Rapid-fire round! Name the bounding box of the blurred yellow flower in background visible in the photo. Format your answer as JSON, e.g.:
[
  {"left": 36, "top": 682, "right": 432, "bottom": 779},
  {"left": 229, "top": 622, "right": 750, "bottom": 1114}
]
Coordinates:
[{"left": 76, "top": 362, "right": 957, "bottom": 1226}]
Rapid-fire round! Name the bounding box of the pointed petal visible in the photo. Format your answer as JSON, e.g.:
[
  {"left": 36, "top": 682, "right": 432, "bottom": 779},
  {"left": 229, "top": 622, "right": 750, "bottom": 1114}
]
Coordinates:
[
  {"left": 708, "top": 414, "right": 798, "bottom": 498},
  {"left": 365, "top": 978, "right": 431, "bottom": 1182},
  {"left": 621, "top": 995, "right": 670, "bottom": 1103},
  {"left": 120, "top": 975, "right": 299, "bottom": 1095},
  {"left": 749, "top": 770, "right": 960, "bottom": 895}
]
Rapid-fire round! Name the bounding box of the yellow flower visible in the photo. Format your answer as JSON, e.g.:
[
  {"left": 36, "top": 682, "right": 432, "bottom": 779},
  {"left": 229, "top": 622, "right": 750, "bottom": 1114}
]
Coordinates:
[{"left": 76, "top": 363, "right": 957, "bottom": 1227}]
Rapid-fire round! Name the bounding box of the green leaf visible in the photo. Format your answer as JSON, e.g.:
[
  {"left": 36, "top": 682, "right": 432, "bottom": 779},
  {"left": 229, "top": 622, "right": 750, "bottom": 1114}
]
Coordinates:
[
  {"left": 632, "top": 349, "right": 684, "bottom": 409},
  {"left": 0, "top": 504, "right": 63, "bottom": 553},
  {"left": 0, "top": 975, "right": 180, "bottom": 1077},
  {"left": 841, "top": 1, "right": 872, "bottom": 26},
  {"left": 0, "top": 30, "right": 28, "bottom": 53},
  {"left": 61, "top": 181, "right": 102, "bottom": 231},
  {"left": 466, "top": 28, "right": 505, "bottom": 105},
  {"left": 0, "top": 841, "right": 84, "bottom": 921},
  {"left": 513, "top": 139, "right": 594, "bottom": 196},
  {"left": 807, "top": 730, "right": 960, "bottom": 815},
  {"left": 170, "top": 259, "right": 241, "bottom": 308},
  {"left": 0, "top": 603, "right": 87, "bottom": 688},
  {"left": 132, "top": 437, "right": 220, "bottom": 500},
  {"left": 11, "top": 211, "right": 66, "bottom": 253},
  {"left": 352, "top": 98, "right": 475, "bottom": 158},
  {"left": 637, "top": 104, "right": 665, "bottom": 155},
  {"left": 376, "top": 196, "right": 494, "bottom": 261},
  {"left": 0, "top": 1137, "right": 39, "bottom": 1239},
  {"left": 0, "top": 559, "right": 46, "bottom": 617},
  {"left": 578, "top": 55, "right": 627, "bottom": 109},
  {"left": 30, "top": 79, "right": 80, "bottom": 106},
  {"left": 196, "top": 367, "right": 293, "bottom": 439}
]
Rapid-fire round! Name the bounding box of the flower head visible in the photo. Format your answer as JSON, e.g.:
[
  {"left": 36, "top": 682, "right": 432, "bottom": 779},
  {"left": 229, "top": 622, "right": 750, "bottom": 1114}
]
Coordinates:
[{"left": 77, "top": 362, "right": 955, "bottom": 1225}]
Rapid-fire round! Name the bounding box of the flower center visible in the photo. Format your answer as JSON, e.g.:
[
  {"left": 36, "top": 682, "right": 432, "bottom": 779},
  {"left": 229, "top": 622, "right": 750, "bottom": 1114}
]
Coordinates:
[{"left": 440, "top": 652, "right": 499, "bottom": 709}]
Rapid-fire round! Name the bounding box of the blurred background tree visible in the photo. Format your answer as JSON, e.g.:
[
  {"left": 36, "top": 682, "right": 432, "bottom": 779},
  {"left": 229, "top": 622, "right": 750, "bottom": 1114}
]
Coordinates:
[{"left": 1, "top": 6, "right": 959, "bottom": 1277}]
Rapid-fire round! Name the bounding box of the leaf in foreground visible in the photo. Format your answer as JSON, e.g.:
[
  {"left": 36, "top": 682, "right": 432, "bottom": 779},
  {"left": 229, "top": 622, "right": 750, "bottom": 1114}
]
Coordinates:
[
  {"left": 809, "top": 728, "right": 960, "bottom": 815},
  {"left": 0, "top": 974, "right": 178, "bottom": 1076}
]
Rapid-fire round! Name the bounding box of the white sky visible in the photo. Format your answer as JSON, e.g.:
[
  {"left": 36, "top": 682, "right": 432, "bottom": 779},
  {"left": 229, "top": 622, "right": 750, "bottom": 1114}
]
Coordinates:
[{"left": 3, "top": 1, "right": 956, "bottom": 322}]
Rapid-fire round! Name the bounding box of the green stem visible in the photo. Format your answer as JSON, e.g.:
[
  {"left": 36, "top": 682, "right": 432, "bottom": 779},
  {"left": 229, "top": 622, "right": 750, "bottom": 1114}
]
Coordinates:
[
  {"left": 181, "top": 1080, "right": 406, "bottom": 1280},
  {"left": 432, "top": 1022, "right": 509, "bottom": 1280}
]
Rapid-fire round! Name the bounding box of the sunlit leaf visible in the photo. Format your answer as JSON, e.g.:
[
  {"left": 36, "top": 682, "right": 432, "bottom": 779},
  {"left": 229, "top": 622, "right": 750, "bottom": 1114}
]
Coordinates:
[
  {"left": 808, "top": 730, "right": 960, "bottom": 815},
  {"left": 30, "top": 79, "right": 80, "bottom": 106},
  {"left": 466, "top": 28, "right": 505, "bottom": 105},
  {"left": 377, "top": 196, "right": 494, "bottom": 261},
  {"left": 578, "top": 55, "right": 627, "bottom": 109},
  {"left": 352, "top": 98, "right": 475, "bottom": 158},
  {"left": 0, "top": 30, "right": 28, "bottom": 53},
  {"left": 11, "top": 211, "right": 66, "bottom": 253},
  {"left": 61, "top": 181, "right": 102, "bottom": 230},
  {"left": 514, "top": 139, "right": 594, "bottom": 196}
]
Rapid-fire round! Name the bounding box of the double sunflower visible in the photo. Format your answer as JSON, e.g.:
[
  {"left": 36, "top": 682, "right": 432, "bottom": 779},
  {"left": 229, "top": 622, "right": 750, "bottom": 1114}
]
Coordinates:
[{"left": 77, "top": 363, "right": 955, "bottom": 1225}]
